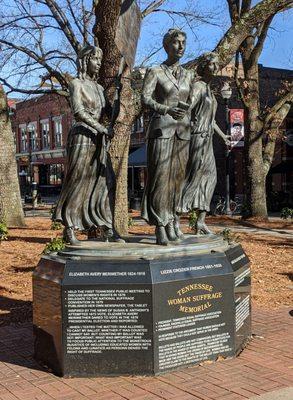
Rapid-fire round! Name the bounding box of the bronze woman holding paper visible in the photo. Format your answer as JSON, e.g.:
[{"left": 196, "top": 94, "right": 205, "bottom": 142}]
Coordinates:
[
  {"left": 54, "top": 45, "right": 117, "bottom": 244},
  {"left": 141, "top": 29, "right": 194, "bottom": 245}
]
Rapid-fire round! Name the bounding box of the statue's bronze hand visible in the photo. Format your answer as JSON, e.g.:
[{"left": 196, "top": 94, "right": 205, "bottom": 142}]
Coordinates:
[
  {"left": 106, "top": 127, "right": 114, "bottom": 139},
  {"left": 167, "top": 107, "right": 185, "bottom": 120}
]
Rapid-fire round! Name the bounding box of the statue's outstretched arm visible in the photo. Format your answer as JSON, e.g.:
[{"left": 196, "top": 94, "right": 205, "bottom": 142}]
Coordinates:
[{"left": 214, "top": 123, "right": 230, "bottom": 145}]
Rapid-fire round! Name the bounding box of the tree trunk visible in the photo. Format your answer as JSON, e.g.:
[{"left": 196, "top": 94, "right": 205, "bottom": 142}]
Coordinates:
[
  {"left": 244, "top": 123, "right": 268, "bottom": 218},
  {"left": 93, "top": 0, "right": 138, "bottom": 235},
  {"left": 0, "top": 86, "right": 25, "bottom": 226},
  {"left": 243, "top": 61, "right": 268, "bottom": 219},
  {"left": 108, "top": 65, "right": 136, "bottom": 235}
]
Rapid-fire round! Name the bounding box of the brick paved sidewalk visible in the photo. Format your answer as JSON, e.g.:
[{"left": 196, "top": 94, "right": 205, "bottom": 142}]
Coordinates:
[{"left": 0, "top": 307, "right": 292, "bottom": 400}]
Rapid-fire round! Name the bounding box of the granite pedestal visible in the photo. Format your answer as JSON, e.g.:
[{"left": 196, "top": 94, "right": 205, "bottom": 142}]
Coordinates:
[{"left": 33, "top": 234, "right": 251, "bottom": 376}]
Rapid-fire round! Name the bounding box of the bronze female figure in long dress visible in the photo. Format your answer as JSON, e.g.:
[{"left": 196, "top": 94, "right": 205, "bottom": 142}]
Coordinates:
[
  {"left": 180, "top": 52, "right": 229, "bottom": 234},
  {"left": 54, "top": 45, "right": 117, "bottom": 244},
  {"left": 141, "top": 29, "right": 194, "bottom": 245}
]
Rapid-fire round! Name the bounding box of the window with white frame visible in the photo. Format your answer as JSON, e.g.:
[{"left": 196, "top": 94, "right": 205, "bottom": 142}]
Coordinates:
[
  {"left": 28, "top": 122, "right": 38, "bottom": 150},
  {"left": 49, "top": 164, "right": 64, "bottom": 185},
  {"left": 53, "top": 117, "right": 63, "bottom": 147},
  {"left": 19, "top": 125, "right": 27, "bottom": 152},
  {"left": 41, "top": 120, "right": 50, "bottom": 149}
]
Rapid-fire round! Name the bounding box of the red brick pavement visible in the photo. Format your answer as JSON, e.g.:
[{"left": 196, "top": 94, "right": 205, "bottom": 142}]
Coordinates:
[{"left": 0, "top": 307, "right": 292, "bottom": 400}]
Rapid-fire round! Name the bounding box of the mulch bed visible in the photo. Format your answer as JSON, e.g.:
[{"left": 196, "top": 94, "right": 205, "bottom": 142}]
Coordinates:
[{"left": 0, "top": 216, "right": 292, "bottom": 326}]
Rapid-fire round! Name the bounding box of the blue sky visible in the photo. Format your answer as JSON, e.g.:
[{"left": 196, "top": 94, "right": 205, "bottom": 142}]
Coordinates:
[
  {"left": 1, "top": 0, "right": 292, "bottom": 98},
  {"left": 135, "top": 0, "right": 293, "bottom": 70}
]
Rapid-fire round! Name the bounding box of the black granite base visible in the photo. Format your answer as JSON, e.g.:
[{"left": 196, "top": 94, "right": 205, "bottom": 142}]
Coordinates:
[{"left": 33, "top": 239, "right": 251, "bottom": 377}]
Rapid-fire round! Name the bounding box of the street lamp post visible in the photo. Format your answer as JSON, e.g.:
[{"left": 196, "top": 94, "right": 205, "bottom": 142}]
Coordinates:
[
  {"left": 220, "top": 82, "right": 232, "bottom": 216},
  {"left": 27, "top": 125, "right": 38, "bottom": 209},
  {"left": 27, "top": 126, "right": 33, "bottom": 185}
]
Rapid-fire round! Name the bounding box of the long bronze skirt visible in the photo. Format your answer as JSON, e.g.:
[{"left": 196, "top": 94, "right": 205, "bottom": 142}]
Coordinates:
[
  {"left": 54, "top": 125, "right": 113, "bottom": 230},
  {"left": 181, "top": 132, "right": 216, "bottom": 213},
  {"left": 142, "top": 135, "right": 189, "bottom": 226}
]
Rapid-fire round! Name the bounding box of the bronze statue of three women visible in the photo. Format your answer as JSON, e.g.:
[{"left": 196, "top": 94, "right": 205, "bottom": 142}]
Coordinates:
[
  {"left": 55, "top": 30, "right": 228, "bottom": 246},
  {"left": 142, "top": 29, "right": 228, "bottom": 245}
]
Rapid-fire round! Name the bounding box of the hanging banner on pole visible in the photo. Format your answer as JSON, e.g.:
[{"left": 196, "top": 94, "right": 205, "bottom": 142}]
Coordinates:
[{"left": 230, "top": 109, "right": 244, "bottom": 148}]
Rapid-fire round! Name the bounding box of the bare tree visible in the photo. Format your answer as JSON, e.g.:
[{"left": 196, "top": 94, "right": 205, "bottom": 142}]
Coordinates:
[
  {"left": 185, "top": 0, "right": 293, "bottom": 69},
  {"left": 1, "top": 0, "right": 292, "bottom": 229},
  {"left": 0, "top": 85, "right": 25, "bottom": 226},
  {"left": 0, "top": 0, "right": 219, "bottom": 234},
  {"left": 225, "top": 0, "right": 293, "bottom": 219},
  {"left": 0, "top": 0, "right": 90, "bottom": 95}
]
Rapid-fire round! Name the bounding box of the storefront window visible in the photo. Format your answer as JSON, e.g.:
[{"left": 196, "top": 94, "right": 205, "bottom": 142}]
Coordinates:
[{"left": 49, "top": 164, "right": 64, "bottom": 185}]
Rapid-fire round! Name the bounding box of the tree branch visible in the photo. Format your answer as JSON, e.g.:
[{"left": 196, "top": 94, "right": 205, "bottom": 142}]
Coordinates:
[
  {"left": 262, "top": 88, "right": 293, "bottom": 173},
  {"left": 233, "top": 50, "right": 252, "bottom": 108},
  {"left": 39, "top": 0, "right": 81, "bottom": 53},
  {"left": 65, "top": 0, "right": 85, "bottom": 42},
  {"left": 264, "top": 87, "right": 293, "bottom": 129},
  {"left": 0, "top": 39, "right": 69, "bottom": 89},
  {"left": 151, "top": 9, "right": 221, "bottom": 26},
  {"left": 250, "top": 15, "right": 274, "bottom": 64},
  {"left": 141, "top": 0, "right": 166, "bottom": 19},
  {"left": 0, "top": 0, "right": 93, "bottom": 97},
  {"left": 138, "top": 45, "right": 162, "bottom": 67},
  {"left": 0, "top": 14, "right": 53, "bottom": 29},
  {"left": 190, "top": 0, "right": 293, "bottom": 69},
  {"left": 262, "top": 133, "right": 277, "bottom": 174},
  {"left": 227, "top": 0, "right": 240, "bottom": 22},
  {"left": 240, "top": 0, "right": 252, "bottom": 16},
  {"left": 0, "top": 77, "right": 68, "bottom": 96}
]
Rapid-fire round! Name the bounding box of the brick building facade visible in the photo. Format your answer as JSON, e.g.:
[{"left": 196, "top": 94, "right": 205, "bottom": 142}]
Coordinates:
[
  {"left": 11, "top": 94, "right": 72, "bottom": 197},
  {"left": 11, "top": 64, "right": 293, "bottom": 208},
  {"left": 128, "top": 64, "right": 293, "bottom": 210}
]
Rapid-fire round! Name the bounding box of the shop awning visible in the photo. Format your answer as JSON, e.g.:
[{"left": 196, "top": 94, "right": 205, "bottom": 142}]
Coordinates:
[
  {"left": 270, "top": 161, "right": 293, "bottom": 174},
  {"left": 128, "top": 144, "right": 146, "bottom": 167}
]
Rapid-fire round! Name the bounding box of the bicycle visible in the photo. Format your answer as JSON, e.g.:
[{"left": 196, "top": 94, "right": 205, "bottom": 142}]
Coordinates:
[
  {"left": 214, "top": 196, "right": 243, "bottom": 216},
  {"left": 214, "top": 196, "right": 226, "bottom": 215}
]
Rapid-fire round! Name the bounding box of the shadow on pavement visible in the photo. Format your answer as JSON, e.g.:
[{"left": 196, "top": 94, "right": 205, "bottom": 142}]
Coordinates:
[
  {"left": 0, "top": 294, "right": 32, "bottom": 326},
  {"left": 0, "top": 320, "right": 45, "bottom": 373},
  {"left": 7, "top": 236, "right": 50, "bottom": 244}
]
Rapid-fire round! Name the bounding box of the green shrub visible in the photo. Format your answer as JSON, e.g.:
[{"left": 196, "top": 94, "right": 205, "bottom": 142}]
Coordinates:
[
  {"left": 188, "top": 210, "right": 198, "bottom": 232},
  {"left": 280, "top": 207, "right": 293, "bottom": 220},
  {"left": 43, "top": 237, "right": 65, "bottom": 254},
  {"left": 0, "top": 222, "right": 8, "bottom": 243},
  {"left": 221, "top": 228, "right": 240, "bottom": 245},
  {"left": 51, "top": 221, "right": 63, "bottom": 230}
]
